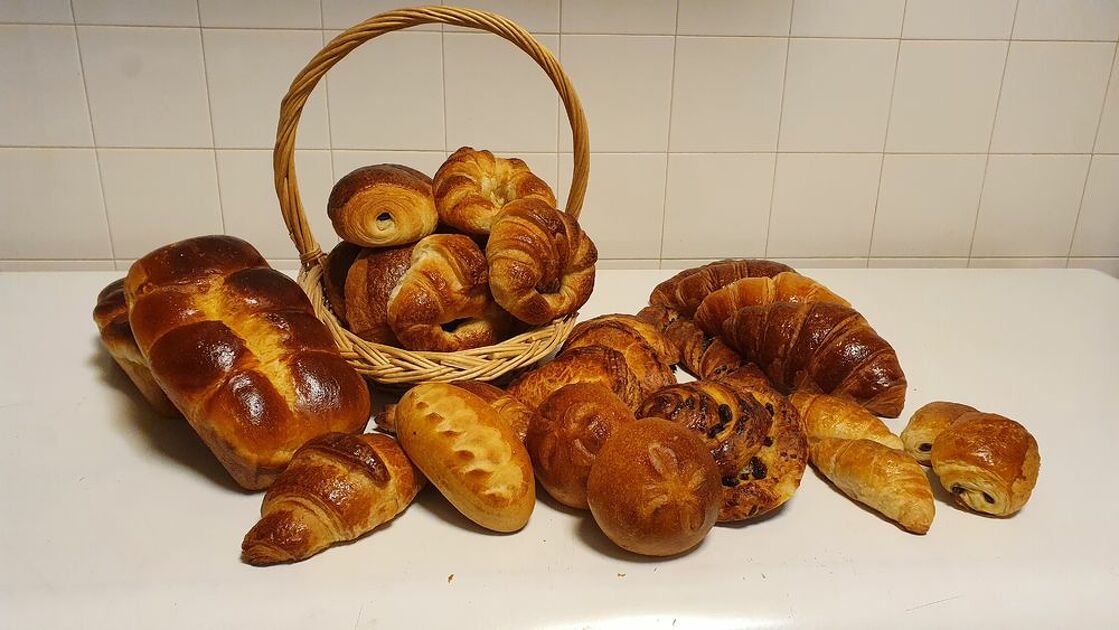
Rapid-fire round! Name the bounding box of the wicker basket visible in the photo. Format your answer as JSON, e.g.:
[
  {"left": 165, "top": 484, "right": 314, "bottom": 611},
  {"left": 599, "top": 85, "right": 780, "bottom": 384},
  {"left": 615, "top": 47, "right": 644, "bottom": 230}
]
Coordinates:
[{"left": 274, "top": 5, "right": 590, "bottom": 385}]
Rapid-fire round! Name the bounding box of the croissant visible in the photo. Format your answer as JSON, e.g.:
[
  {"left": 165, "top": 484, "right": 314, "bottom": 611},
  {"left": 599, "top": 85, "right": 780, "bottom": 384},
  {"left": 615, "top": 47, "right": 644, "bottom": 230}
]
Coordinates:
[
  {"left": 901, "top": 401, "right": 978, "bottom": 464},
  {"left": 650, "top": 259, "right": 794, "bottom": 316},
  {"left": 562, "top": 318, "right": 676, "bottom": 394},
  {"left": 663, "top": 317, "right": 745, "bottom": 380},
  {"left": 434, "top": 146, "right": 557, "bottom": 235},
  {"left": 507, "top": 345, "right": 645, "bottom": 410},
  {"left": 722, "top": 301, "right": 907, "bottom": 417},
  {"left": 327, "top": 164, "right": 438, "bottom": 247},
  {"left": 810, "top": 437, "right": 935, "bottom": 534},
  {"left": 241, "top": 432, "right": 423, "bottom": 565},
  {"left": 930, "top": 412, "right": 1039, "bottom": 517},
  {"left": 791, "top": 392, "right": 903, "bottom": 450},
  {"left": 344, "top": 243, "right": 414, "bottom": 344},
  {"left": 694, "top": 272, "right": 849, "bottom": 335}
]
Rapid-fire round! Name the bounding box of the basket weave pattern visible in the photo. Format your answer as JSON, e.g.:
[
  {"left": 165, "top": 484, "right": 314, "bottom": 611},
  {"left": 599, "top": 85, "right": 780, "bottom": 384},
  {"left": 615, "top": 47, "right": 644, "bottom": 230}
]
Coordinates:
[{"left": 273, "top": 6, "right": 590, "bottom": 384}]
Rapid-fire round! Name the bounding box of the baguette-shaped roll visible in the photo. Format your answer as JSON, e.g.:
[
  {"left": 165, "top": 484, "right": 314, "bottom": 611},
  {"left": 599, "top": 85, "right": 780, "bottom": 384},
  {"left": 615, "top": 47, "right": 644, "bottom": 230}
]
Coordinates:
[
  {"left": 663, "top": 318, "right": 745, "bottom": 380},
  {"left": 93, "top": 279, "right": 180, "bottom": 418},
  {"left": 241, "top": 432, "right": 422, "bottom": 565},
  {"left": 327, "top": 164, "right": 437, "bottom": 247},
  {"left": 344, "top": 243, "right": 414, "bottom": 344},
  {"left": 930, "top": 413, "right": 1039, "bottom": 517},
  {"left": 374, "top": 381, "right": 538, "bottom": 445},
  {"left": 563, "top": 313, "right": 680, "bottom": 366},
  {"left": 396, "top": 383, "right": 535, "bottom": 532},
  {"left": 508, "top": 345, "right": 645, "bottom": 410},
  {"left": 650, "top": 259, "right": 794, "bottom": 317},
  {"left": 125, "top": 236, "right": 370, "bottom": 489},
  {"left": 694, "top": 272, "right": 849, "bottom": 335},
  {"left": 323, "top": 241, "right": 362, "bottom": 326},
  {"left": 901, "top": 401, "right": 978, "bottom": 464},
  {"left": 791, "top": 392, "right": 903, "bottom": 450},
  {"left": 722, "top": 302, "right": 907, "bottom": 418},
  {"left": 434, "top": 146, "right": 557, "bottom": 236},
  {"left": 810, "top": 437, "right": 935, "bottom": 534}
]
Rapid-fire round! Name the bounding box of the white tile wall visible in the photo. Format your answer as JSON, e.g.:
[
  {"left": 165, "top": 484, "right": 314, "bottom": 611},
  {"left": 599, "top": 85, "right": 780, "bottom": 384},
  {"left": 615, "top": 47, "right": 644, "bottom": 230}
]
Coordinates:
[{"left": 1, "top": 1, "right": 1117, "bottom": 278}]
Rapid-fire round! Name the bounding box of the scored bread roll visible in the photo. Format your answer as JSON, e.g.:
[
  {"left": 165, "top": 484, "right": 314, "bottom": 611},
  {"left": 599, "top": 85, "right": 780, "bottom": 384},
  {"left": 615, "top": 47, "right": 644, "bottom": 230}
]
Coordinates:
[
  {"left": 901, "top": 401, "right": 978, "bottom": 464},
  {"left": 396, "top": 383, "right": 535, "bottom": 532},
  {"left": 344, "top": 243, "right": 414, "bottom": 345},
  {"left": 327, "top": 164, "right": 437, "bottom": 247},
  {"left": 586, "top": 418, "right": 721, "bottom": 556},
  {"left": 374, "top": 380, "right": 536, "bottom": 445},
  {"left": 930, "top": 412, "right": 1039, "bottom": 517},
  {"left": 433, "top": 146, "right": 557, "bottom": 235}
]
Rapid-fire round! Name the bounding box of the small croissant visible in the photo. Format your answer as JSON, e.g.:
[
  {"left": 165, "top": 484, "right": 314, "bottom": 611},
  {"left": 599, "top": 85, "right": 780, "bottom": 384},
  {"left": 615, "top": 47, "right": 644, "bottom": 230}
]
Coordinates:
[
  {"left": 791, "top": 392, "right": 903, "bottom": 450},
  {"left": 241, "top": 432, "right": 423, "bottom": 565}
]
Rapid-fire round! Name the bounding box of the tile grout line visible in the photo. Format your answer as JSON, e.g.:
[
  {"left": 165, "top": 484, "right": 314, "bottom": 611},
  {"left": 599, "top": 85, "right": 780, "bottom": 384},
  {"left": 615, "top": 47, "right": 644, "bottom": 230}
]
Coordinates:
[
  {"left": 69, "top": 2, "right": 116, "bottom": 262},
  {"left": 966, "top": 0, "right": 1020, "bottom": 267},
  {"left": 864, "top": 0, "right": 908, "bottom": 267},
  {"left": 654, "top": 0, "right": 682, "bottom": 267},
  {"left": 1064, "top": 40, "right": 1119, "bottom": 267},
  {"left": 440, "top": 16, "right": 448, "bottom": 156},
  {"left": 763, "top": 0, "right": 797, "bottom": 258},
  {"left": 196, "top": 0, "right": 226, "bottom": 234}
]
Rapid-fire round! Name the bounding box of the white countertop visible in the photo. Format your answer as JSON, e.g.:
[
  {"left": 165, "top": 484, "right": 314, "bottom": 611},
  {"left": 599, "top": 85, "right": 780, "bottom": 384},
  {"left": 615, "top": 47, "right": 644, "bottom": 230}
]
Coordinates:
[{"left": 2, "top": 268, "right": 1117, "bottom": 629}]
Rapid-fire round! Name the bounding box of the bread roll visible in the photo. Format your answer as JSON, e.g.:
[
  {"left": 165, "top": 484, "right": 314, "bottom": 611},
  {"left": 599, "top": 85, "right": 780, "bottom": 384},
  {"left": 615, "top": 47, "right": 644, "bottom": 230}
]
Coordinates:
[
  {"left": 396, "top": 383, "right": 535, "bottom": 532},
  {"left": 930, "top": 412, "right": 1039, "bottom": 517},
  {"left": 901, "top": 401, "right": 978, "bottom": 464},
  {"left": 327, "top": 164, "right": 437, "bottom": 247},
  {"left": 374, "top": 381, "right": 536, "bottom": 444},
  {"left": 434, "top": 146, "right": 557, "bottom": 235},
  {"left": 586, "top": 418, "right": 721, "bottom": 556}
]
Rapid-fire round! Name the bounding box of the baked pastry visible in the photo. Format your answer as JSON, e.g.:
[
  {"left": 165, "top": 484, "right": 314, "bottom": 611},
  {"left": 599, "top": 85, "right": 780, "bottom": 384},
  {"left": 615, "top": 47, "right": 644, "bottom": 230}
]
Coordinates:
[
  {"left": 930, "top": 412, "right": 1039, "bottom": 517},
  {"left": 663, "top": 317, "right": 745, "bottom": 380},
  {"left": 125, "top": 236, "right": 370, "bottom": 490},
  {"left": 722, "top": 302, "right": 907, "bottom": 417},
  {"left": 396, "top": 383, "right": 535, "bottom": 532},
  {"left": 529, "top": 383, "right": 636, "bottom": 509},
  {"left": 344, "top": 244, "right": 414, "bottom": 344},
  {"left": 486, "top": 198, "right": 597, "bottom": 325},
  {"left": 563, "top": 336, "right": 675, "bottom": 396},
  {"left": 694, "top": 272, "right": 849, "bottom": 335},
  {"left": 650, "top": 259, "right": 794, "bottom": 316},
  {"left": 93, "top": 279, "right": 180, "bottom": 418},
  {"left": 433, "top": 146, "right": 557, "bottom": 235},
  {"left": 901, "top": 401, "right": 978, "bottom": 464},
  {"left": 322, "top": 241, "right": 362, "bottom": 326},
  {"left": 374, "top": 381, "right": 536, "bottom": 445},
  {"left": 791, "top": 392, "right": 903, "bottom": 450},
  {"left": 508, "top": 345, "right": 645, "bottom": 411},
  {"left": 386, "top": 234, "right": 514, "bottom": 351},
  {"left": 563, "top": 313, "right": 679, "bottom": 366},
  {"left": 635, "top": 304, "right": 681, "bottom": 332},
  {"left": 327, "top": 164, "right": 437, "bottom": 247},
  {"left": 586, "top": 418, "right": 721, "bottom": 556},
  {"left": 810, "top": 437, "right": 935, "bottom": 534},
  {"left": 241, "top": 432, "right": 422, "bottom": 565}
]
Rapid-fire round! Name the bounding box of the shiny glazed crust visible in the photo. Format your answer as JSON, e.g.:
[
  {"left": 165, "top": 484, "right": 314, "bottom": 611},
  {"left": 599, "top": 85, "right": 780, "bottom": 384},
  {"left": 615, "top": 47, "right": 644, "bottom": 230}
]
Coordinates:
[
  {"left": 563, "top": 313, "right": 680, "bottom": 366},
  {"left": 694, "top": 272, "right": 850, "bottom": 336},
  {"left": 791, "top": 391, "right": 903, "bottom": 450},
  {"left": 650, "top": 259, "right": 795, "bottom": 316},
  {"left": 327, "top": 164, "right": 437, "bottom": 247},
  {"left": 507, "top": 345, "right": 645, "bottom": 411},
  {"left": 663, "top": 318, "right": 745, "bottom": 380},
  {"left": 901, "top": 401, "right": 978, "bottom": 464},
  {"left": 344, "top": 243, "right": 414, "bottom": 344},
  {"left": 433, "top": 146, "right": 557, "bottom": 235}
]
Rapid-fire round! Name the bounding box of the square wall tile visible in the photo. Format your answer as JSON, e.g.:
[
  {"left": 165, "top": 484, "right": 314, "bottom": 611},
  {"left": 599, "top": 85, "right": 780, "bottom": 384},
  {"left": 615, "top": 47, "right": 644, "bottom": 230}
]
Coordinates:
[
  {"left": 990, "top": 42, "right": 1114, "bottom": 153},
  {"left": 887, "top": 41, "right": 1007, "bottom": 153},
  {"left": 1013, "top": 0, "right": 1119, "bottom": 41},
  {"left": 560, "top": 35, "right": 675, "bottom": 152},
  {"left": 662, "top": 153, "right": 775, "bottom": 258},
  {"left": 1071, "top": 155, "right": 1119, "bottom": 256},
  {"left": 0, "top": 1, "right": 72, "bottom": 23},
  {"left": 677, "top": 0, "right": 792, "bottom": 36},
  {"left": 203, "top": 29, "right": 329, "bottom": 149},
  {"left": 973, "top": 155, "right": 1091, "bottom": 257},
  {"left": 596, "top": 259, "right": 660, "bottom": 270},
  {"left": 0, "top": 149, "right": 111, "bottom": 259},
  {"left": 1095, "top": 51, "right": 1119, "bottom": 153},
  {"left": 773, "top": 257, "right": 869, "bottom": 269},
  {"left": 0, "top": 260, "right": 116, "bottom": 271},
  {"left": 902, "top": 0, "right": 1016, "bottom": 39},
  {"left": 558, "top": 153, "right": 667, "bottom": 259},
  {"left": 561, "top": 0, "right": 677, "bottom": 34},
  {"left": 78, "top": 26, "right": 211, "bottom": 148},
  {"left": 197, "top": 0, "right": 320, "bottom": 28},
  {"left": 871, "top": 154, "right": 986, "bottom": 257},
  {"left": 99, "top": 150, "right": 223, "bottom": 258},
  {"left": 1068, "top": 257, "right": 1119, "bottom": 277},
  {"left": 0, "top": 26, "right": 92, "bottom": 146},
  {"left": 791, "top": 0, "right": 904, "bottom": 38},
  {"left": 72, "top": 0, "right": 198, "bottom": 26},
  {"left": 779, "top": 38, "right": 897, "bottom": 152},
  {"left": 768, "top": 153, "right": 882, "bottom": 257},
  {"left": 322, "top": 1, "right": 439, "bottom": 30},
  {"left": 661, "top": 259, "right": 719, "bottom": 270},
  {"left": 443, "top": 1, "right": 559, "bottom": 33},
  {"left": 670, "top": 37, "right": 786, "bottom": 152},
  {"left": 332, "top": 150, "right": 448, "bottom": 180},
  {"left": 217, "top": 150, "right": 336, "bottom": 260},
  {"left": 968, "top": 257, "right": 1067, "bottom": 269},
  {"left": 868, "top": 258, "right": 968, "bottom": 268},
  {"left": 444, "top": 33, "right": 559, "bottom": 152},
  {"left": 326, "top": 31, "right": 444, "bottom": 150}
]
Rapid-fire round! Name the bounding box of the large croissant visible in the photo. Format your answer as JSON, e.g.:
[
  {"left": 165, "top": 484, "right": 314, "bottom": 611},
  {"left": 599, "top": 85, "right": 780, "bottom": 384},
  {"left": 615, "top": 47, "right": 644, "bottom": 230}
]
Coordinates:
[
  {"left": 650, "top": 259, "right": 794, "bottom": 316},
  {"left": 722, "top": 302, "right": 907, "bottom": 417},
  {"left": 694, "top": 272, "right": 850, "bottom": 335},
  {"left": 241, "top": 432, "right": 423, "bottom": 565}
]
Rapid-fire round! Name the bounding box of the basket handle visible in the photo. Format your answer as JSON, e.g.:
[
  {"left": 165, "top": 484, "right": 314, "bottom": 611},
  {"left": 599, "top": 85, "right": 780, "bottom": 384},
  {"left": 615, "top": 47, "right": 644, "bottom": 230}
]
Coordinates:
[{"left": 274, "top": 5, "right": 590, "bottom": 268}]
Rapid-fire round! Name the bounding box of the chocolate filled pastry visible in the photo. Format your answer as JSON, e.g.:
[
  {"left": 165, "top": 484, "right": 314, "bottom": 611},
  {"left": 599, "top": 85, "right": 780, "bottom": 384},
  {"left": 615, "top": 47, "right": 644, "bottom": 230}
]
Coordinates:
[
  {"left": 931, "top": 412, "right": 1039, "bottom": 517},
  {"left": 901, "top": 401, "right": 978, "bottom": 464},
  {"left": 434, "top": 146, "right": 557, "bottom": 236},
  {"left": 694, "top": 272, "right": 849, "bottom": 335},
  {"left": 344, "top": 243, "right": 414, "bottom": 344},
  {"left": 528, "top": 383, "right": 636, "bottom": 509},
  {"left": 810, "top": 437, "right": 935, "bottom": 534},
  {"left": 563, "top": 313, "right": 680, "bottom": 366},
  {"left": 322, "top": 241, "right": 362, "bottom": 326},
  {"left": 241, "top": 432, "right": 423, "bottom": 565},
  {"left": 722, "top": 301, "right": 907, "bottom": 418},
  {"left": 508, "top": 345, "right": 645, "bottom": 410},
  {"left": 486, "top": 198, "right": 597, "bottom": 325},
  {"left": 586, "top": 418, "right": 721, "bottom": 556},
  {"left": 791, "top": 392, "right": 903, "bottom": 450},
  {"left": 663, "top": 317, "right": 745, "bottom": 380},
  {"left": 328, "top": 164, "right": 438, "bottom": 247},
  {"left": 650, "top": 259, "right": 795, "bottom": 317}
]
